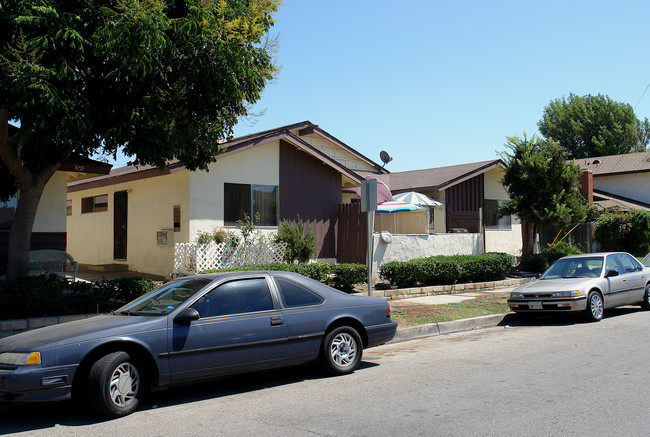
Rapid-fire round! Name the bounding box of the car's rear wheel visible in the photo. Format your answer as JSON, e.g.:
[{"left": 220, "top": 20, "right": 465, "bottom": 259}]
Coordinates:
[
  {"left": 320, "top": 326, "right": 363, "bottom": 375},
  {"left": 584, "top": 291, "right": 604, "bottom": 322},
  {"left": 641, "top": 284, "right": 650, "bottom": 310},
  {"left": 87, "top": 351, "right": 142, "bottom": 418}
]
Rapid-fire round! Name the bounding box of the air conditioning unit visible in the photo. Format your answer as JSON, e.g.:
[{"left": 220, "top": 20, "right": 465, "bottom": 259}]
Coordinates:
[{"left": 156, "top": 229, "right": 173, "bottom": 247}]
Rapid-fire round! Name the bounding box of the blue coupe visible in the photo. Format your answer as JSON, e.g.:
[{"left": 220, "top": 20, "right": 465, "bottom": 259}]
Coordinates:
[{"left": 0, "top": 271, "right": 397, "bottom": 418}]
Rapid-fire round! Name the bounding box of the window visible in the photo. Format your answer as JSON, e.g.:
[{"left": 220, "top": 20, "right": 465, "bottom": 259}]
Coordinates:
[
  {"left": 274, "top": 277, "right": 324, "bottom": 308},
  {"left": 484, "top": 199, "right": 511, "bottom": 230},
  {"left": 191, "top": 278, "right": 275, "bottom": 318},
  {"left": 81, "top": 194, "right": 108, "bottom": 213},
  {"left": 224, "top": 183, "right": 278, "bottom": 226},
  {"left": 0, "top": 194, "right": 17, "bottom": 224},
  {"left": 616, "top": 253, "right": 643, "bottom": 273},
  {"left": 67, "top": 199, "right": 72, "bottom": 216},
  {"left": 173, "top": 205, "right": 181, "bottom": 232}
]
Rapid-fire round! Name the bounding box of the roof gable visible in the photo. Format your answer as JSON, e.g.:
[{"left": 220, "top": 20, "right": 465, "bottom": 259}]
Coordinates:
[
  {"left": 365, "top": 159, "right": 503, "bottom": 193},
  {"left": 68, "top": 121, "right": 382, "bottom": 190}
]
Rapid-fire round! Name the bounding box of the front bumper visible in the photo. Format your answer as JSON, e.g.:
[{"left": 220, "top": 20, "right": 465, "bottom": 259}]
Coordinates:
[
  {"left": 0, "top": 363, "right": 77, "bottom": 403},
  {"left": 507, "top": 296, "right": 587, "bottom": 313}
]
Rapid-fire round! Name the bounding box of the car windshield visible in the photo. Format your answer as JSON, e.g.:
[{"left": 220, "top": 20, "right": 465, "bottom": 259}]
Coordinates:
[
  {"left": 114, "top": 277, "right": 214, "bottom": 316},
  {"left": 541, "top": 257, "right": 604, "bottom": 280}
]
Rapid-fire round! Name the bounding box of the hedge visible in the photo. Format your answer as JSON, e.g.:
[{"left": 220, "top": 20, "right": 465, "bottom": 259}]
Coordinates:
[
  {"left": 0, "top": 275, "right": 158, "bottom": 320},
  {"left": 379, "top": 253, "right": 513, "bottom": 288},
  {"left": 201, "top": 262, "right": 367, "bottom": 292}
]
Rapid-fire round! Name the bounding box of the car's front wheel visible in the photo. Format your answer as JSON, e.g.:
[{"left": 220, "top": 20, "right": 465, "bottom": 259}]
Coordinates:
[
  {"left": 87, "top": 351, "right": 143, "bottom": 418},
  {"left": 320, "top": 326, "right": 363, "bottom": 375},
  {"left": 641, "top": 284, "right": 650, "bottom": 310},
  {"left": 584, "top": 291, "right": 604, "bottom": 322}
]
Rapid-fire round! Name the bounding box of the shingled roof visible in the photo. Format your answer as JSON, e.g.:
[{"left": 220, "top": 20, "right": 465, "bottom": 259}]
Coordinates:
[
  {"left": 361, "top": 159, "right": 503, "bottom": 193},
  {"left": 576, "top": 151, "right": 650, "bottom": 176}
]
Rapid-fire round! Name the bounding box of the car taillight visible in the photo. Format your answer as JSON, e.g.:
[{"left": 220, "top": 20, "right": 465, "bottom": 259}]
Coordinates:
[{"left": 387, "top": 305, "right": 391, "bottom": 318}]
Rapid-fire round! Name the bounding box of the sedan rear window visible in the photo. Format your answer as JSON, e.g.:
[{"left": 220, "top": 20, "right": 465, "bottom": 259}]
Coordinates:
[{"left": 274, "top": 277, "right": 324, "bottom": 308}]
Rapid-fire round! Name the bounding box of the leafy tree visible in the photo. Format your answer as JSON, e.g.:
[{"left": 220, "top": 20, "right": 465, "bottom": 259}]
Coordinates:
[
  {"left": 0, "top": 0, "right": 279, "bottom": 281},
  {"left": 538, "top": 93, "right": 650, "bottom": 158},
  {"left": 499, "top": 134, "right": 587, "bottom": 260}
]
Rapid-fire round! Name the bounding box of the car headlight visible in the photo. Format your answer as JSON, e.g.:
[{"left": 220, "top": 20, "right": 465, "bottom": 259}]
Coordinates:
[
  {"left": 551, "top": 291, "right": 581, "bottom": 298},
  {"left": 0, "top": 352, "right": 41, "bottom": 366},
  {"left": 510, "top": 292, "right": 524, "bottom": 299}
]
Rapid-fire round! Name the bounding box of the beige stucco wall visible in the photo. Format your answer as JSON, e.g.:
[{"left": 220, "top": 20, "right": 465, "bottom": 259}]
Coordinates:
[
  {"left": 68, "top": 142, "right": 281, "bottom": 277},
  {"left": 188, "top": 141, "right": 280, "bottom": 240},
  {"left": 33, "top": 171, "right": 68, "bottom": 233},
  {"left": 483, "top": 167, "right": 522, "bottom": 256},
  {"left": 594, "top": 173, "right": 650, "bottom": 204},
  {"left": 67, "top": 170, "right": 190, "bottom": 276},
  {"left": 371, "top": 232, "right": 483, "bottom": 280}
]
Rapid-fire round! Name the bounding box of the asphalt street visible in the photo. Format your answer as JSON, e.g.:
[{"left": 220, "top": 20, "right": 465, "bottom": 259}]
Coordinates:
[{"left": 2, "top": 306, "right": 649, "bottom": 436}]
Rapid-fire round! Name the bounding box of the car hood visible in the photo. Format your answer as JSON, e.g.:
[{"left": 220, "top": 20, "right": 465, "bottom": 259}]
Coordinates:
[
  {"left": 0, "top": 314, "right": 166, "bottom": 352},
  {"left": 515, "top": 278, "right": 594, "bottom": 294}
]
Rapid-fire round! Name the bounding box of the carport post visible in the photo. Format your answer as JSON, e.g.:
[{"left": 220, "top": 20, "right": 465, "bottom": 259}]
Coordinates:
[{"left": 361, "top": 179, "right": 377, "bottom": 296}]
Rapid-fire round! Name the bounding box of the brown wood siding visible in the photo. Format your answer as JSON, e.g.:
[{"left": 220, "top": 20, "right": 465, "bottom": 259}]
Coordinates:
[
  {"left": 337, "top": 203, "right": 367, "bottom": 263},
  {"left": 0, "top": 231, "right": 67, "bottom": 275},
  {"left": 445, "top": 174, "right": 484, "bottom": 233},
  {"left": 279, "top": 140, "right": 341, "bottom": 258}
]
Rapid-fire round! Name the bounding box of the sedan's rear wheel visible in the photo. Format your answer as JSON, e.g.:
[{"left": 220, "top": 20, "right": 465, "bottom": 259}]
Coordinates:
[
  {"left": 641, "top": 284, "right": 650, "bottom": 310},
  {"left": 320, "top": 326, "right": 363, "bottom": 375},
  {"left": 584, "top": 291, "right": 604, "bottom": 322},
  {"left": 87, "top": 351, "right": 142, "bottom": 418}
]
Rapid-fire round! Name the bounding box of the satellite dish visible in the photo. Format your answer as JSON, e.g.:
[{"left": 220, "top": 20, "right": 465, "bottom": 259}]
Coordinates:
[{"left": 380, "top": 150, "right": 393, "bottom": 168}]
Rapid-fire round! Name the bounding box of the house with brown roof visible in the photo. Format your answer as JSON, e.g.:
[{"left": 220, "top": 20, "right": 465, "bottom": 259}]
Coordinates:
[
  {"left": 66, "top": 121, "right": 388, "bottom": 276},
  {"left": 576, "top": 151, "right": 650, "bottom": 211},
  {"left": 366, "top": 159, "right": 522, "bottom": 256}
]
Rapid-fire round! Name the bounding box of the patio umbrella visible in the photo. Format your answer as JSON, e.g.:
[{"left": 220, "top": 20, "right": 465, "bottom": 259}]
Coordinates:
[
  {"left": 392, "top": 191, "right": 442, "bottom": 207},
  {"left": 342, "top": 175, "right": 393, "bottom": 204},
  {"left": 375, "top": 201, "right": 423, "bottom": 213}
]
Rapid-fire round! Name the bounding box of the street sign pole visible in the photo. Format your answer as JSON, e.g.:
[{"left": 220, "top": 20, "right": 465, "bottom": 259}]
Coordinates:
[{"left": 360, "top": 179, "right": 377, "bottom": 296}]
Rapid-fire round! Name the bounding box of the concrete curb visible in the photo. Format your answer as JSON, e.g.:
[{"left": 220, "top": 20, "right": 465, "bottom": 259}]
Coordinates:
[{"left": 388, "top": 312, "right": 515, "bottom": 344}]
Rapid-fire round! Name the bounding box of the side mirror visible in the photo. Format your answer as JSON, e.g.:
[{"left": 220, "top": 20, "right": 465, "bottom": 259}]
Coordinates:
[
  {"left": 605, "top": 269, "right": 619, "bottom": 278},
  {"left": 174, "top": 308, "right": 200, "bottom": 325}
]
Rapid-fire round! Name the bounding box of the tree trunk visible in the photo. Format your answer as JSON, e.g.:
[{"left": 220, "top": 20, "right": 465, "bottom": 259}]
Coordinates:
[
  {"left": 520, "top": 219, "right": 539, "bottom": 260},
  {"left": 1, "top": 110, "right": 61, "bottom": 282},
  {"left": 6, "top": 169, "right": 57, "bottom": 282}
]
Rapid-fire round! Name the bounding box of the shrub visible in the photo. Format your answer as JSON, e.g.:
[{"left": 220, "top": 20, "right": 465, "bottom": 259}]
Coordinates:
[
  {"left": 94, "top": 277, "right": 158, "bottom": 305},
  {"left": 521, "top": 242, "right": 582, "bottom": 273},
  {"left": 202, "top": 262, "right": 333, "bottom": 282},
  {"left": 624, "top": 209, "right": 650, "bottom": 256},
  {"left": 273, "top": 217, "right": 316, "bottom": 263},
  {"left": 0, "top": 275, "right": 158, "bottom": 320},
  {"left": 330, "top": 263, "right": 366, "bottom": 292},
  {"left": 379, "top": 253, "right": 513, "bottom": 287}
]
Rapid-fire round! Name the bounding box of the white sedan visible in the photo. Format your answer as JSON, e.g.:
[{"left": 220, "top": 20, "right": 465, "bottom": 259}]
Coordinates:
[{"left": 508, "top": 252, "right": 650, "bottom": 322}]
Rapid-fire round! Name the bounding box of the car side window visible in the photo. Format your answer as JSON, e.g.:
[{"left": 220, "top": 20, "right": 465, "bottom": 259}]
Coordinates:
[
  {"left": 191, "top": 278, "right": 274, "bottom": 318},
  {"left": 274, "top": 277, "right": 324, "bottom": 308},
  {"left": 605, "top": 255, "right": 620, "bottom": 273},
  {"left": 617, "top": 254, "right": 642, "bottom": 273}
]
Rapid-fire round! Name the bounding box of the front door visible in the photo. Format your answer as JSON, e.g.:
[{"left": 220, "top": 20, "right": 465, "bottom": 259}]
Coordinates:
[{"left": 114, "top": 191, "right": 128, "bottom": 260}]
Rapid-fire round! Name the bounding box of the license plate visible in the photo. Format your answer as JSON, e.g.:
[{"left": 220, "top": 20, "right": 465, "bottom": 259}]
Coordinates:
[{"left": 528, "top": 301, "right": 543, "bottom": 310}]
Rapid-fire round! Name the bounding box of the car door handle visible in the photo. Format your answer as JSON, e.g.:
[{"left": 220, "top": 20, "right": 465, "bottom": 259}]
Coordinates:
[{"left": 270, "top": 316, "right": 285, "bottom": 326}]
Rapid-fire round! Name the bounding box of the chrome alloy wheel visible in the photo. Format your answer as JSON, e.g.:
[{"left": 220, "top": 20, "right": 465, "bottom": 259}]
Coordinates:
[
  {"left": 109, "top": 362, "right": 140, "bottom": 408},
  {"left": 589, "top": 293, "right": 604, "bottom": 320},
  {"left": 329, "top": 332, "right": 358, "bottom": 369}
]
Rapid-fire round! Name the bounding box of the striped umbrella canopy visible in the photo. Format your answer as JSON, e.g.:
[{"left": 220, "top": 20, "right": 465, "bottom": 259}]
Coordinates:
[
  {"left": 392, "top": 191, "right": 442, "bottom": 207},
  {"left": 375, "top": 201, "right": 423, "bottom": 213}
]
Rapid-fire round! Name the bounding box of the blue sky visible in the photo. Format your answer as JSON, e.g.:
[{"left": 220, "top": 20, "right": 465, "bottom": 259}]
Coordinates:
[
  {"left": 98, "top": 1, "right": 650, "bottom": 172},
  {"left": 225, "top": 0, "right": 650, "bottom": 172}
]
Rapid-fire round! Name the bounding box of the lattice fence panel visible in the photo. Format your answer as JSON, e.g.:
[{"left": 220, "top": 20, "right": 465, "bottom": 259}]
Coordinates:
[{"left": 174, "top": 242, "right": 287, "bottom": 273}]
